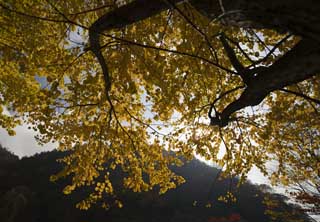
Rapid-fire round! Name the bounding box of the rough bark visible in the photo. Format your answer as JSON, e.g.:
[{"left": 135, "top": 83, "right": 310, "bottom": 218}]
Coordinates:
[{"left": 89, "top": 0, "right": 320, "bottom": 127}]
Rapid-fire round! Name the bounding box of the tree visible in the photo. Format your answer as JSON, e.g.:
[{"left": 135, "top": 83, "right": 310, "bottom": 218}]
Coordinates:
[{"left": 0, "top": 0, "right": 319, "bottom": 210}]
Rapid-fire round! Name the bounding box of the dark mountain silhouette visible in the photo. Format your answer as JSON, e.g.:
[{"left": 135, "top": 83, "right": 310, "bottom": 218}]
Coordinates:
[{"left": 0, "top": 144, "right": 312, "bottom": 222}]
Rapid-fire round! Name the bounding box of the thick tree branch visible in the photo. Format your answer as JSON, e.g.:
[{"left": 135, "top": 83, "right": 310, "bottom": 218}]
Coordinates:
[
  {"left": 210, "top": 39, "right": 320, "bottom": 127},
  {"left": 223, "top": 35, "right": 255, "bottom": 64},
  {"left": 220, "top": 33, "right": 245, "bottom": 74},
  {"left": 208, "top": 85, "right": 245, "bottom": 119}
]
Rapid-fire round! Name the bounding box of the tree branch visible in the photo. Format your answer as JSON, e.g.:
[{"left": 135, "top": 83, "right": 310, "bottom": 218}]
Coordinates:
[
  {"left": 249, "top": 34, "right": 292, "bottom": 68},
  {"left": 0, "top": 2, "right": 67, "bottom": 23},
  {"left": 220, "top": 33, "right": 245, "bottom": 74},
  {"left": 164, "top": 0, "right": 219, "bottom": 62},
  {"left": 210, "top": 38, "right": 320, "bottom": 127},
  {"left": 223, "top": 35, "right": 255, "bottom": 64},
  {"left": 208, "top": 85, "right": 245, "bottom": 119},
  {"left": 279, "top": 88, "right": 320, "bottom": 105}
]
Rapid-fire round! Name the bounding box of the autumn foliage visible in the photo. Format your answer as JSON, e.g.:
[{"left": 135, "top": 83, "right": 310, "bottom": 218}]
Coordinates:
[{"left": 0, "top": 0, "right": 319, "bottom": 211}]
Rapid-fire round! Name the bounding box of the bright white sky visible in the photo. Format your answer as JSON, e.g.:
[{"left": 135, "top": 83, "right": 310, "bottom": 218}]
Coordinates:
[{"left": 0, "top": 123, "right": 56, "bottom": 158}]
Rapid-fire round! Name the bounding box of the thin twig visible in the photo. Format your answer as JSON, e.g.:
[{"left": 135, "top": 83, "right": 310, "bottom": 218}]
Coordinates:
[
  {"left": 0, "top": 2, "right": 67, "bottom": 23},
  {"left": 279, "top": 88, "right": 320, "bottom": 105},
  {"left": 123, "top": 107, "right": 168, "bottom": 136},
  {"left": 249, "top": 34, "right": 292, "bottom": 68},
  {"left": 163, "top": 0, "right": 219, "bottom": 62}
]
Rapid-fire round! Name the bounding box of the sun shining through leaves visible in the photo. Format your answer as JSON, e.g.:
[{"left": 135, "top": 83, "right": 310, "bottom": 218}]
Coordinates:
[{"left": 0, "top": 0, "right": 319, "bottom": 211}]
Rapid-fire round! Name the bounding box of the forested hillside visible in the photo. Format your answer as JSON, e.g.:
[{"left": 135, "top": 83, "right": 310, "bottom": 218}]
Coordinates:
[{"left": 0, "top": 145, "right": 312, "bottom": 222}]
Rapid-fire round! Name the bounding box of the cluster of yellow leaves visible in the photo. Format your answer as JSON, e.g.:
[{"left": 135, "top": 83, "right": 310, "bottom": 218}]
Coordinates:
[
  {"left": 217, "top": 191, "right": 237, "bottom": 203},
  {"left": 0, "top": 0, "right": 318, "bottom": 209}
]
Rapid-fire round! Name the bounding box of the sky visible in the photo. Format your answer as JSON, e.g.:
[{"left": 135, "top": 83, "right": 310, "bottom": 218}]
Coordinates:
[
  {"left": 0, "top": 106, "right": 55, "bottom": 157},
  {"left": 0, "top": 121, "right": 56, "bottom": 158}
]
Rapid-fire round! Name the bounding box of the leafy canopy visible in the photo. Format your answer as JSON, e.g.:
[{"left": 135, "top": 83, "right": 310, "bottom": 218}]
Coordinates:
[{"left": 0, "top": 0, "right": 319, "bottom": 209}]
